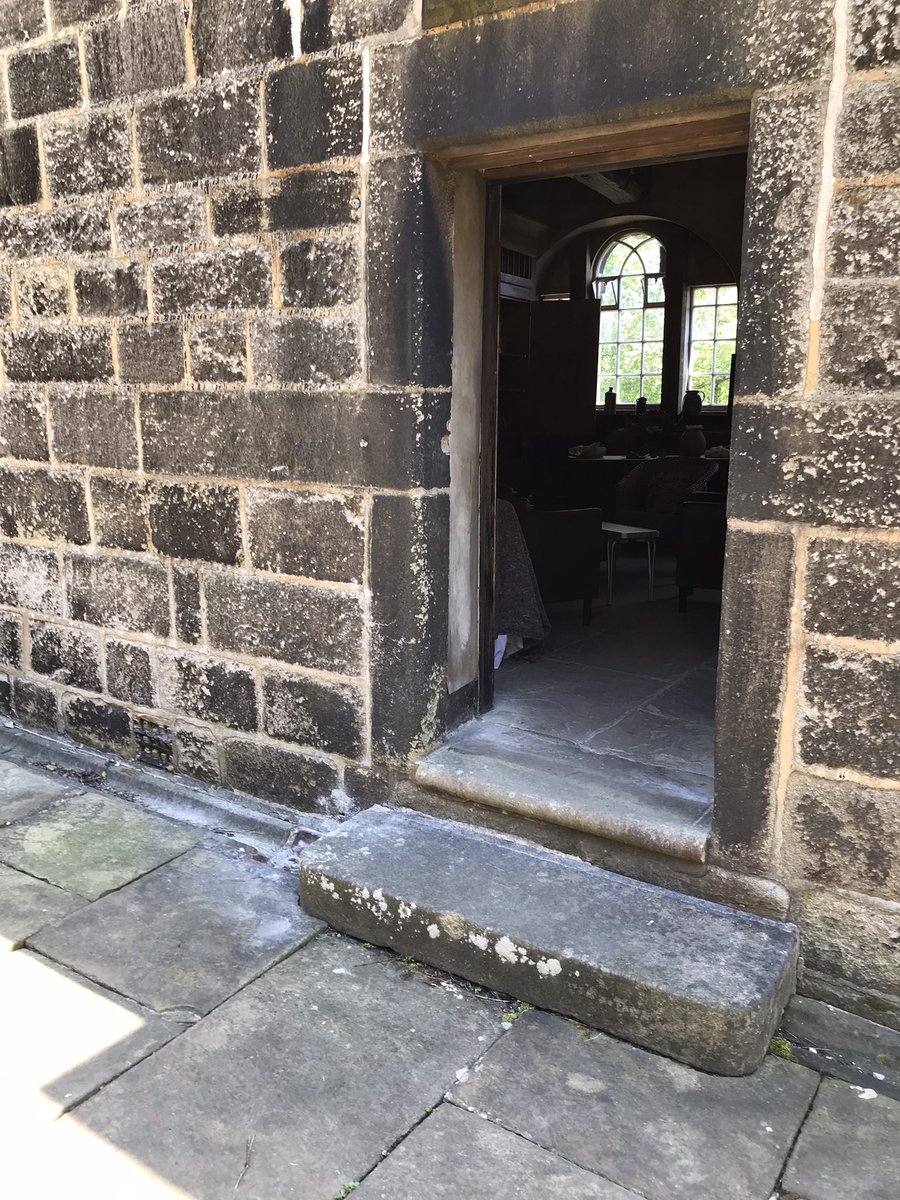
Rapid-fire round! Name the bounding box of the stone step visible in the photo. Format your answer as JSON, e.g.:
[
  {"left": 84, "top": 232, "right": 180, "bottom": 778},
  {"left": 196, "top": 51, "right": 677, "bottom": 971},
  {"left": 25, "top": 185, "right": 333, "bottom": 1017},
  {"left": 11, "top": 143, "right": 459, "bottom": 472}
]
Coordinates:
[
  {"left": 300, "top": 807, "right": 799, "bottom": 1076},
  {"left": 415, "top": 721, "right": 712, "bottom": 863}
]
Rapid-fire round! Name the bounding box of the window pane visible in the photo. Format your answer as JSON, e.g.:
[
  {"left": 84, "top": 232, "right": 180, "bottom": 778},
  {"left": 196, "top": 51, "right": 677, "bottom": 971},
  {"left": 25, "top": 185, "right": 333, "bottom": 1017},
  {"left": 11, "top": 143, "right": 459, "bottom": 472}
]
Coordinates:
[
  {"left": 644, "top": 309, "right": 664, "bottom": 340},
  {"left": 690, "top": 341, "right": 715, "bottom": 375},
  {"left": 713, "top": 375, "right": 732, "bottom": 405},
  {"left": 619, "top": 343, "right": 642, "bottom": 373},
  {"left": 693, "top": 286, "right": 717, "bottom": 305},
  {"left": 719, "top": 285, "right": 738, "bottom": 305},
  {"left": 641, "top": 376, "right": 662, "bottom": 403},
  {"left": 692, "top": 306, "right": 715, "bottom": 339},
  {"left": 598, "top": 376, "right": 617, "bottom": 398},
  {"left": 620, "top": 275, "right": 644, "bottom": 308},
  {"left": 618, "top": 376, "right": 641, "bottom": 402},
  {"left": 646, "top": 275, "right": 665, "bottom": 304},
  {"left": 640, "top": 242, "right": 662, "bottom": 274},
  {"left": 715, "top": 340, "right": 735, "bottom": 373},
  {"left": 619, "top": 309, "right": 643, "bottom": 340},
  {"left": 601, "top": 242, "right": 631, "bottom": 274},
  {"left": 716, "top": 304, "right": 738, "bottom": 339},
  {"left": 600, "top": 346, "right": 617, "bottom": 374},
  {"left": 642, "top": 343, "right": 663, "bottom": 374},
  {"left": 689, "top": 375, "right": 713, "bottom": 402},
  {"left": 600, "top": 312, "right": 618, "bottom": 341}
]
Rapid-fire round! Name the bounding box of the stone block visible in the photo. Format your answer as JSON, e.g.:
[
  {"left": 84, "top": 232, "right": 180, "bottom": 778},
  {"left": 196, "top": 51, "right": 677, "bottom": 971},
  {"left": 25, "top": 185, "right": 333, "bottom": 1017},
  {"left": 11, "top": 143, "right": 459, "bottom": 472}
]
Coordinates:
[
  {"left": 784, "top": 1078, "right": 900, "bottom": 1200},
  {"left": 187, "top": 320, "right": 246, "bottom": 383},
  {"left": 246, "top": 488, "right": 365, "bottom": 582},
  {"left": 0, "top": 612, "right": 22, "bottom": 668},
  {"left": 0, "top": 674, "right": 10, "bottom": 713},
  {"left": 49, "top": 387, "right": 138, "bottom": 469},
  {"left": 85, "top": 0, "right": 186, "bottom": 104},
  {"left": 117, "top": 323, "right": 185, "bottom": 385},
  {"left": 712, "top": 527, "right": 794, "bottom": 865},
  {"left": 140, "top": 388, "right": 450, "bottom": 488},
  {"left": 805, "top": 536, "right": 900, "bottom": 643},
  {"left": 30, "top": 620, "right": 102, "bottom": 691},
  {"left": 0, "top": 206, "right": 111, "bottom": 260},
  {"left": 279, "top": 237, "right": 359, "bottom": 309},
  {"left": 838, "top": 81, "right": 900, "bottom": 179},
  {"left": 63, "top": 693, "right": 132, "bottom": 751},
  {"left": 205, "top": 572, "right": 364, "bottom": 675},
  {"left": 0, "top": 466, "right": 89, "bottom": 544},
  {"left": 729, "top": 398, "right": 900, "bottom": 530},
  {"left": 51, "top": 0, "right": 119, "bottom": 25},
  {"left": 265, "top": 56, "right": 363, "bottom": 169},
  {"left": 15, "top": 268, "right": 69, "bottom": 321},
  {"left": 43, "top": 112, "right": 133, "bottom": 199},
  {"left": 210, "top": 186, "right": 263, "bottom": 237},
  {"left": 12, "top": 678, "right": 60, "bottom": 730},
  {"left": 173, "top": 566, "right": 202, "bottom": 644},
  {"left": 137, "top": 79, "right": 260, "bottom": 186},
  {"left": 821, "top": 283, "right": 900, "bottom": 391},
  {"left": 174, "top": 721, "right": 220, "bottom": 784},
  {"left": 780, "top": 994, "right": 900, "bottom": 1100},
  {"left": 0, "top": 125, "right": 42, "bottom": 207},
  {"left": 738, "top": 89, "right": 824, "bottom": 398},
  {"left": 783, "top": 771, "right": 900, "bottom": 902},
  {"left": 7, "top": 40, "right": 81, "bottom": 120},
  {"left": 830, "top": 186, "right": 900, "bottom": 277},
  {"left": 801, "top": 646, "right": 900, "bottom": 779},
  {"left": 267, "top": 169, "right": 360, "bottom": 232},
  {"left": 370, "top": 492, "right": 449, "bottom": 760},
  {"left": 106, "top": 639, "right": 154, "bottom": 707},
  {"left": 222, "top": 737, "right": 339, "bottom": 810},
  {"left": 191, "top": 0, "right": 291, "bottom": 77},
  {"left": 90, "top": 476, "right": 148, "bottom": 551},
  {"left": 115, "top": 192, "right": 208, "bottom": 252},
  {"left": 263, "top": 669, "right": 364, "bottom": 758},
  {"left": 796, "top": 887, "right": 900, "bottom": 1000},
  {"left": 0, "top": 270, "right": 9, "bottom": 321},
  {"left": 0, "top": 542, "right": 63, "bottom": 613},
  {"left": 302, "top": 0, "right": 410, "bottom": 50},
  {"left": 148, "top": 481, "right": 242, "bottom": 564},
  {"left": 366, "top": 155, "right": 452, "bottom": 387},
  {"left": 850, "top": 0, "right": 900, "bottom": 69},
  {"left": 66, "top": 554, "right": 170, "bottom": 637},
  {"left": 158, "top": 650, "right": 257, "bottom": 732},
  {"left": 252, "top": 313, "right": 361, "bottom": 384},
  {"left": 0, "top": 388, "right": 49, "bottom": 461},
  {"left": 74, "top": 263, "right": 147, "bottom": 318},
  {"left": 152, "top": 247, "right": 271, "bottom": 315},
  {"left": 3, "top": 326, "right": 114, "bottom": 383},
  {"left": 0, "top": 0, "right": 45, "bottom": 47}
]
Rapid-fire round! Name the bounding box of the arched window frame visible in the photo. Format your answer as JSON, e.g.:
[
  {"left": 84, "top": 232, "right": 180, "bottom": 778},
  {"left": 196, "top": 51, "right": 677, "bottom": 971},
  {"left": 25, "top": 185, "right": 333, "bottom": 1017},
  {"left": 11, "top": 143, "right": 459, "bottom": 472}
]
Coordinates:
[{"left": 591, "top": 231, "right": 667, "bottom": 407}]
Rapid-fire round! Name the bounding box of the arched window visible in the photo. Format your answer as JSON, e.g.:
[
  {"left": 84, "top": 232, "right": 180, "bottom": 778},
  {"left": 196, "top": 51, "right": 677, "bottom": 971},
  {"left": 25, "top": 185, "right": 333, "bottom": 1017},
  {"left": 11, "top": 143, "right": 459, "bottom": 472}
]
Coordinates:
[{"left": 592, "top": 232, "right": 666, "bottom": 405}]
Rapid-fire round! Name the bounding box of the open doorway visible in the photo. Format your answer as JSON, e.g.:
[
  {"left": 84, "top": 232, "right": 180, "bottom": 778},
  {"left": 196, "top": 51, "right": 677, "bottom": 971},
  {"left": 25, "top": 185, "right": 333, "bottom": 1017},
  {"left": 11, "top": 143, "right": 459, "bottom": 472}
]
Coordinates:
[{"left": 433, "top": 145, "right": 748, "bottom": 865}]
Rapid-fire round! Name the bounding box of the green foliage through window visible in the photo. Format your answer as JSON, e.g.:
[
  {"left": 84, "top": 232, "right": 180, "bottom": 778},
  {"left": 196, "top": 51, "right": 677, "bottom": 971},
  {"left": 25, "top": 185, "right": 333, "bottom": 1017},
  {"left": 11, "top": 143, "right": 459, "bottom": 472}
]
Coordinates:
[
  {"left": 593, "top": 232, "right": 665, "bottom": 406},
  {"left": 687, "top": 285, "right": 737, "bottom": 406}
]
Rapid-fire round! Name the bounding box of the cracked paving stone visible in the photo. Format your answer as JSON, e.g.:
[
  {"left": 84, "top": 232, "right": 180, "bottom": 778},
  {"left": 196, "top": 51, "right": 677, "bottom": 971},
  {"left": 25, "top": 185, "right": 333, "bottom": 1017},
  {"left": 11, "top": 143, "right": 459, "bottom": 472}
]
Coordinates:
[
  {"left": 43, "top": 936, "right": 504, "bottom": 1199},
  {"left": 0, "top": 791, "right": 202, "bottom": 900},
  {"left": 783, "top": 1077, "right": 900, "bottom": 1200},
  {"left": 0, "top": 758, "right": 73, "bottom": 826},
  {"left": 29, "top": 841, "right": 323, "bottom": 1015},
  {"left": 0, "top": 949, "right": 181, "bottom": 1126},
  {"left": 0, "top": 861, "right": 85, "bottom": 949},
  {"left": 450, "top": 1009, "right": 819, "bottom": 1200},
  {"left": 355, "top": 1102, "right": 642, "bottom": 1198}
]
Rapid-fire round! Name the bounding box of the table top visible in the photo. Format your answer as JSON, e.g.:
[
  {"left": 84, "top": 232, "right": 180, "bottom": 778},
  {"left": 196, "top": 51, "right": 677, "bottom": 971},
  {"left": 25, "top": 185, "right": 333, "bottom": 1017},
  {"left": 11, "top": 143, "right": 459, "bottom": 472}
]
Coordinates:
[{"left": 602, "top": 522, "right": 659, "bottom": 539}]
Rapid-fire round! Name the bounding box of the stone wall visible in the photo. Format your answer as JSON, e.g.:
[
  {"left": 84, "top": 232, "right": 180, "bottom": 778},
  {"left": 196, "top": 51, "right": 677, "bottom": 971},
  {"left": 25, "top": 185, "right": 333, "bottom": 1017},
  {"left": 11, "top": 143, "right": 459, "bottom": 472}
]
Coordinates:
[{"left": 0, "top": 0, "right": 897, "bottom": 1019}]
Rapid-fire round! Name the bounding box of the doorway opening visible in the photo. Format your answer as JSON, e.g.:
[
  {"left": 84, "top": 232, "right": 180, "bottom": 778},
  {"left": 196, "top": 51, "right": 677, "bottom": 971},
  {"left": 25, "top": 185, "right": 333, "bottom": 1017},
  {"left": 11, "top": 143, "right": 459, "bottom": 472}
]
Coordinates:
[{"left": 426, "top": 126, "right": 750, "bottom": 868}]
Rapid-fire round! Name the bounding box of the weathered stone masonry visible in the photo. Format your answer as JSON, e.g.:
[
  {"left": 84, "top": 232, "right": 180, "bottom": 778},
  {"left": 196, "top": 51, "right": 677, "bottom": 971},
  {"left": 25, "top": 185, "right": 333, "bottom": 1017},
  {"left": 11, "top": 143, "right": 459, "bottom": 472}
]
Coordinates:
[{"left": 0, "top": 0, "right": 898, "bottom": 1021}]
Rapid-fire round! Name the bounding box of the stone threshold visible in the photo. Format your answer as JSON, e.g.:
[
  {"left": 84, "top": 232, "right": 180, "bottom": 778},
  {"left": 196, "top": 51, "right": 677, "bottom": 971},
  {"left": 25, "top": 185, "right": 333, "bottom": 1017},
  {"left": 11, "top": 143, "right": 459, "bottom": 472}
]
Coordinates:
[{"left": 415, "top": 719, "right": 713, "bottom": 865}]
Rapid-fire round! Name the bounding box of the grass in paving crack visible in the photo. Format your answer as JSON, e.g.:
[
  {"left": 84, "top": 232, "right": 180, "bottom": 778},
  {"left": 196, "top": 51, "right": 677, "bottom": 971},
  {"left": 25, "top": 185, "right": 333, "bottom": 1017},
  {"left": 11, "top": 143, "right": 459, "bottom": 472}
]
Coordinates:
[
  {"left": 334, "top": 1184, "right": 359, "bottom": 1199},
  {"left": 769, "top": 1035, "right": 797, "bottom": 1062}
]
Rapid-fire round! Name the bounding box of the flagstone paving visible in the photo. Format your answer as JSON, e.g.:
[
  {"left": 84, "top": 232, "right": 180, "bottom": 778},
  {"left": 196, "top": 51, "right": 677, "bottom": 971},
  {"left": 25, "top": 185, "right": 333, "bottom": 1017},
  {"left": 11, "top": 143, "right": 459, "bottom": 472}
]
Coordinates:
[{"left": 0, "top": 748, "right": 897, "bottom": 1200}]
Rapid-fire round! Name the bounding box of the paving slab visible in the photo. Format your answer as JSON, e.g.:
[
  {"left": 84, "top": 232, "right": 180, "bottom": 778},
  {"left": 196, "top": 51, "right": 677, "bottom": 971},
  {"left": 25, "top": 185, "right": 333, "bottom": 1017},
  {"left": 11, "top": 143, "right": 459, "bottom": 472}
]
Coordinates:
[
  {"left": 783, "top": 1078, "right": 900, "bottom": 1200},
  {"left": 780, "top": 994, "right": 900, "bottom": 1100},
  {"left": 416, "top": 720, "right": 712, "bottom": 863},
  {"left": 355, "top": 1103, "right": 640, "bottom": 1199},
  {"left": 50, "top": 935, "right": 504, "bottom": 1200},
  {"left": 0, "top": 862, "right": 85, "bottom": 949},
  {"left": 302, "top": 806, "right": 798, "bottom": 1074},
  {"left": 30, "top": 842, "right": 323, "bottom": 1016},
  {"left": 0, "top": 758, "right": 73, "bottom": 825},
  {"left": 585, "top": 707, "right": 714, "bottom": 778},
  {"left": 0, "top": 949, "right": 181, "bottom": 1126},
  {"left": 0, "top": 791, "right": 202, "bottom": 900},
  {"left": 450, "top": 1010, "right": 819, "bottom": 1200}
]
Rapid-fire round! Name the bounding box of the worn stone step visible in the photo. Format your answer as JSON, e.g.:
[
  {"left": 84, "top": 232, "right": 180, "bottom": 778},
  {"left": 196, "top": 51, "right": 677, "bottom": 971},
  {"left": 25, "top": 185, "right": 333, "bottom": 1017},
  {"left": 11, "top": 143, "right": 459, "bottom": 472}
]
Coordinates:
[
  {"left": 415, "top": 721, "right": 712, "bottom": 863},
  {"left": 300, "top": 806, "right": 799, "bottom": 1076}
]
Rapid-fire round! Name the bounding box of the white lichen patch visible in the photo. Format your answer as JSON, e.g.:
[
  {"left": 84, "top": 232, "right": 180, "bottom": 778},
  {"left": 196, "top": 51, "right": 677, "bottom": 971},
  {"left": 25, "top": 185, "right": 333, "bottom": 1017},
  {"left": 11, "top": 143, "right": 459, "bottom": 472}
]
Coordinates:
[
  {"left": 536, "top": 957, "right": 562, "bottom": 978},
  {"left": 427, "top": 923, "right": 440, "bottom": 939}
]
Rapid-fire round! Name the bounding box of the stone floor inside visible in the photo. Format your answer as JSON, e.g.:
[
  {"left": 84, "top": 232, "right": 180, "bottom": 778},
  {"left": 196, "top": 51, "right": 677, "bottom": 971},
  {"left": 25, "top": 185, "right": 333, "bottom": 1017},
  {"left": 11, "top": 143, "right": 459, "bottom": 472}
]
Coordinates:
[{"left": 1, "top": 727, "right": 898, "bottom": 1200}]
